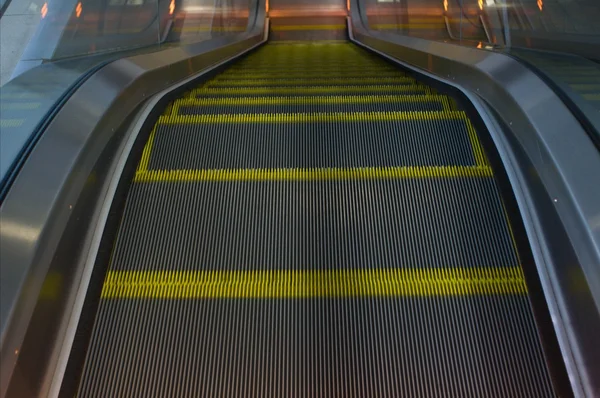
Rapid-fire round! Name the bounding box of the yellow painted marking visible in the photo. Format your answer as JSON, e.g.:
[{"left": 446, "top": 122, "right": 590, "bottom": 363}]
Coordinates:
[
  {"left": 570, "top": 84, "right": 600, "bottom": 91},
  {"left": 372, "top": 23, "right": 445, "bottom": 30},
  {"left": 216, "top": 72, "right": 404, "bottom": 79},
  {"left": 1, "top": 93, "right": 42, "bottom": 99},
  {"left": 193, "top": 86, "right": 431, "bottom": 96},
  {"left": 39, "top": 272, "right": 62, "bottom": 300},
  {"left": 137, "top": 126, "right": 156, "bottom": 173},
  {"left": 271, "top": 24, "right": 346, "bottom": 31},
  {"left": 583, "top": 93, "right": 600, "bottom": 101},
  {"left": 0, "top": 119, "right": 24, "bottom": 128},
  {"left": 0, "top": 102, "right": 40, "bottom": 110},
  {"left": 171, "top": 95, "right": 450, "bottom": 114},
  {"left": 174, "top": 26, "right": 246, "bottom": 32},
  {"left": 101, "top": 267, "right": 527, "bottom": 299},
  {"left": 134, "top": 166, "right": 493, "bottom": 183},
  {"left": 464, "top": 117, "right": 488, "bottom": 167},
  {"left": 156, "top": 111, "right": 466, "bottom": 125},
  {"left": 205, "top": 77, "right": 416, "bottom": 87}
]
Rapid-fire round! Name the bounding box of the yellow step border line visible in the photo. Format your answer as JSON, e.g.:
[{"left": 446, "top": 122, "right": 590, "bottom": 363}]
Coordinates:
[
  {"left": 170, "top": 95, "right": 452, "bottom": 114},
  {"left": 191, "top": 86, "right": 430, "bottom": 96},
  {"left": 155, "top": 111, "right": 464, "bottom": 124},
  {"left": 101, "top": 267, "right": 527, "bottom": 299},
  {"left": 0, "top": 102, "right": 41, "bottom": 110},
  {"left": 0, "top": 119, "right": 25, "bottom": 128},
  {"left": 271, "top": 24, "right": 347, "bottom": 31},
  {"left": 204, "top": 77, "right": 417, "bottom": 87},
  {"left": 134, "top": 166, "right": 493, "bottom": 183},
  {"left": 371, "top": 23, "right": 446, "bottom": 30},
  {"left": 215, "top": 72, "right": 407, "bottom": 79}
]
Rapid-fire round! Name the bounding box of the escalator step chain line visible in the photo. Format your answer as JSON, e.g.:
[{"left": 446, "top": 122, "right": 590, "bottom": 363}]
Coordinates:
[{"left": 76, "top": 42, "right": 556, "bottom": 397}]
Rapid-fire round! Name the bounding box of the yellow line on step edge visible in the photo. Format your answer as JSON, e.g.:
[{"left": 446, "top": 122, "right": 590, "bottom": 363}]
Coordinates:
[
  {"left": 204, "top": 77, "right": 417, "bottom": 87},
  {"left": 170, "top": 95, "right": 452, "bottom": 114},
  {"left": 134, "top": 166, "right": 493, "bottom": 182},
  {"left": 101, "top": 267, "right": 527, "bottom": 299},
  {"left": 192, "top": 85, "right": 431, "bottom": 95},
  {"left": 156, "top": 111, "right": 465, "bottom": 124},
  {"left": 271, "top": 24, "right": 346, "bottom": 31}
]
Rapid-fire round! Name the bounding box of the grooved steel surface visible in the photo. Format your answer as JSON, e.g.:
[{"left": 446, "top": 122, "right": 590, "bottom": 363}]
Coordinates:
[
  {"left": 108, "top": 179, "right": 517, "bottom": 271},
  {"left": 79, "top": 298, "right": 551, "bottom": 398},
  {"left": 75, "top": 42, "right": 556, "bottom": 396},
  {"left": 148, "top": 119, "right": 478, "bottom": 170}
]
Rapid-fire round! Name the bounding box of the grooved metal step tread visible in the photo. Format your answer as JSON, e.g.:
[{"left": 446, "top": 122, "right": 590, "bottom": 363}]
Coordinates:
[
  {"left": 107, "top": 179, "right": 516, "bottom": 271},
  {"left": 78, "top": 297, "right": 552, "bottom": 397},
  {"left": 144, "top": 117, "right": 484, "bottom": 170}
]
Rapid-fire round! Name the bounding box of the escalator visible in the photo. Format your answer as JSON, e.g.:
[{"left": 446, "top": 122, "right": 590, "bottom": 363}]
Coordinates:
[{"left": 62, "top": 38, "right": 561, "bottom": 397}]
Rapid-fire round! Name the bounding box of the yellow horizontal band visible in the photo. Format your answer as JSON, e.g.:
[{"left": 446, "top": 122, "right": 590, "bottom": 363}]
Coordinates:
[
  {"left": 271, "top": 24, "right": 346, "bottom": 31},
  {"left": 583, "top": 93, "right": 600, "bottom": 101},
  {"left": 205, "top": 77, "right": 416, "bottom": 86},
  {"left": 216, "top": 72, "right": 404, "bottom": 78},
  {"left": 0, "top": 102, "right": 40, "bottom": 110},
  {"left": 173, "top": 26, "right": 246, "bottom": 32},
  {"left": 175, "top": 95, "right": 447, "bottom": 107},
  {"left": 134, "top": 166, "right": 492, "bottom": 183},
  {"left": 0, "top": 119, "right": 24, "bottom": 128},
  {"left": 156, "top": 111, "right": 465, "bottom": 124},
  {"left": 101, "top": 267, "right": 527, "bottom": 299},
  {"left": 372, "top": 23, "right": 445, "bottom": 30}
]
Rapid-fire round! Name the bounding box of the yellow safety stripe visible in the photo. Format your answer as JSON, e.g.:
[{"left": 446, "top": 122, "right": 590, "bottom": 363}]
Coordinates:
[
  {"left": 192, "top": 87, "right": 427, "bottom": 96},
  {"left": 216, "top": 72, "right": 404, "bottom": 78},
  {"left": 372, "top": 23, "right": 445, "bottom": 30},
  {"left": 173, "top": 26, "right": 246, "bottom": 32},
  {"left": 134, "top": 166, "right": 493, "bottom": 183},
  {"left": 171, "top": 95, "right": 451, "bottom": 113},
  {"left": 101, "top": 267, "right": 527, "bottom": 299},
  {"left": 0, "top": 119, "right": 24, "bottom": 128},
  {"left": 155, "top": 111, "right": 462, "bottom": 125},
  {"left": 0, "top": 102, "right": 40, "bottom": 110},
  {"left": 464, "top": 117, "right": 488, "bottom": 167},
  {"left": 205, "top": 77, "right": 416, "bottom": 86},
  {"left": 271, "top": 24, "right": 346, "bottom": 31}
]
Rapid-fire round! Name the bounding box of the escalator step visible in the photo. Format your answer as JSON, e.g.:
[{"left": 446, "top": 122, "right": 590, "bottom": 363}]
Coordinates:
[
  {"left": 145, "top": 118, "right": 484, "bottom": 169},
  {"left": 107, "top": 179, "right": 516, "bottom": 271},
  {"left": 79, "top": 297, "right": 552, "bottom": 397}
]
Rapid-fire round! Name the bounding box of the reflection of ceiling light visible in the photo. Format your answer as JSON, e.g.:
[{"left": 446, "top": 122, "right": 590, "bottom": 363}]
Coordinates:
[
  {"left": 169, "top": 0, "right": 175, "bottom": 14},
  {"left": 1, "top": 220, "right": 39, "bottom": 244},
  {"left": 485, "top": 0, "right": 494, "bottom": 5},
  {"left": 537, "top": 0, "right": 542, "bottom": 10},
  {"left": 182, "top": 6, "right": 215, "bottom": 12},
  {"left": 485, "top": 45, "right": 493, "bottom": 49},
  {"left": 478, "top": 0, "right": 483, "bottom": 10},
  {"left": 76, "top": 2, "right": 82, "bottom": 17},
  {"left": 477, "top": 42, "right": 482, "bottom": 48},
  {"left": 41, "top": 2, "right": 48, "bottom": 18},
  {"left": 443, "top": 0, "right": 448, "bottom": 11}
]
